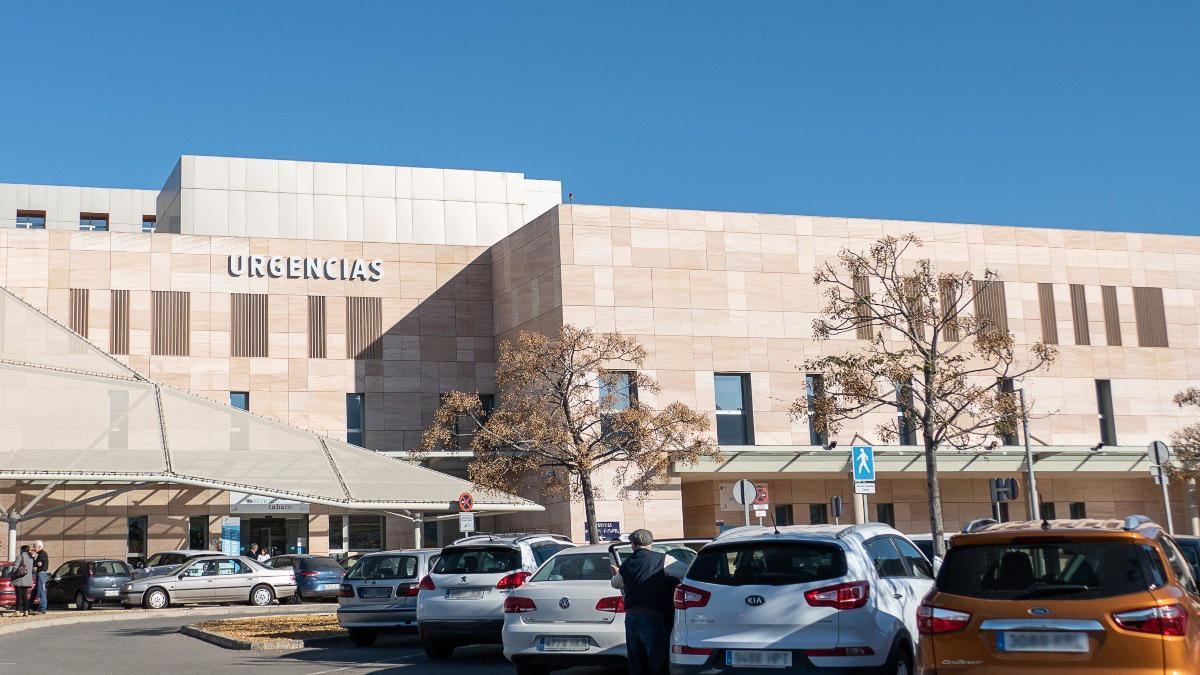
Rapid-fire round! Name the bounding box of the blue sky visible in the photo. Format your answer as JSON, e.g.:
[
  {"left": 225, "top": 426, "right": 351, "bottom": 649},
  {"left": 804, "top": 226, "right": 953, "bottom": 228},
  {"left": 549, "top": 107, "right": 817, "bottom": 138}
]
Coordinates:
[{"left": 1, "top": 2, "right": 1196, "bottom": 234}]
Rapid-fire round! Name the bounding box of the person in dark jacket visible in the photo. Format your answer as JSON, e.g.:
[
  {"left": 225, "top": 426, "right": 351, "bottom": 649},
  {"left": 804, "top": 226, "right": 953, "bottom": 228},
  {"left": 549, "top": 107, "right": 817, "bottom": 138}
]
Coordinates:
[
  {"left": 11, "top": 545, "right": 35, "bottom": 616},
  {"left": 31, "top": 540, "right": 49, "bottom": 614},
  {"left": 611, "top": 529, "right": 688, "bottom": 675}
]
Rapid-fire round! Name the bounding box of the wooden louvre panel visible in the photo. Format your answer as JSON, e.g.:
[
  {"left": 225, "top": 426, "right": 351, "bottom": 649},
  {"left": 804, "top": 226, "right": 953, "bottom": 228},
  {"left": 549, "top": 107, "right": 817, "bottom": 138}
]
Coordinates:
[
  {"left": 151, "top": 291, "right": 190, "bottom": 356},
  {"left": 1037, "top": 283, "right": 1058, "bottom": 345},
  {"left": 69, "top": 288, "right": 89, "bottom": 337},
  {"left": 940, "top": 278, "right": 960, "bottom": 341},
  {"left": 1133, "top": 286, "right": 1169, "bottom": 347},
  {"left": 231, "top": 293, "right": 269, "bottom": 357},
  {"left": 307, "top": 296, "right": 327, "bottom": 359},
  {"left": 972, "top": 279, "right": 1009, "bottom": 332},
  {"left": 1069, "top": 284, "right": 1090, "bottom": 345},
  {"left": 1100, "top": 285, "right": 1121, "bottom": 346},
  {"left": 110, "top": 290, "right": 130, "bottom": 355},
  {"left": 852, "top": 275, "right": 873, "bottom": 340},
  {"left": 346, "top": 296, "right": 382, "bottom": 359}
]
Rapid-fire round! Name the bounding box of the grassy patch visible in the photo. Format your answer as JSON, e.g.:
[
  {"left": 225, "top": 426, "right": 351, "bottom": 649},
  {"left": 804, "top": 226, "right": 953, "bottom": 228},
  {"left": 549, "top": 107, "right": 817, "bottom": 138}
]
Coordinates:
[{"left": 193, "top": 613, "right": 345, "bottom": 642}]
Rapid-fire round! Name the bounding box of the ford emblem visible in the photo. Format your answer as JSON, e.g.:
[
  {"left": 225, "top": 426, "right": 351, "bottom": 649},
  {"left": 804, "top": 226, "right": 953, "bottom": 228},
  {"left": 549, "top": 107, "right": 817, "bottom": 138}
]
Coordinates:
[
  {"left": 745, "top": 595, "right": 766, "bottom": 607},
  {"left": 559, "top": 597, "right": 571, "bottom": 609},
  {"left": 1028, "top": 607, "right": 1050, "bottom": 616}
]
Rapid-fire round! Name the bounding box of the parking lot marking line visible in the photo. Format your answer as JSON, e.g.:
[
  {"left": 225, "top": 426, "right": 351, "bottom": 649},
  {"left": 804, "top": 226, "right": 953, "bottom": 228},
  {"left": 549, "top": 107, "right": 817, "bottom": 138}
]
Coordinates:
[{"left": 305, "top": 659, "right": 414, "bottom": 675}]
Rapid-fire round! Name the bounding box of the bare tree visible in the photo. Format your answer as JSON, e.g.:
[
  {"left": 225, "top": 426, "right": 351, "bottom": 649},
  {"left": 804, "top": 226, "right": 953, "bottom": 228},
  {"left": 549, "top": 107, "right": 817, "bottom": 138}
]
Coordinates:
[
  {"left": 1167, "top": 388, "right": 1200, "bottom": 535},
  {"left": 791, "top": 234, "right": 1056, "bottom": 556},
  {"left": 417, "top": 325, "right": 719, "bottom": 543}
]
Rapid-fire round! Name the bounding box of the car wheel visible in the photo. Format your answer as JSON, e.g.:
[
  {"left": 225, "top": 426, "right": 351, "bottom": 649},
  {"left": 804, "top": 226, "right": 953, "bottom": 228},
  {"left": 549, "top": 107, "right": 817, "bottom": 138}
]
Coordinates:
[
  {"left": 143, "top": 588, "right": 169, "bottom": 610},
  {"left": 74, "top": 591, "right": 90, "bottom": 611},
  {"left": 422, "top": 640, "right": 455, "bottom": 660},
  {"left": 249, "top": 584, "right": 275, "bottom": 606},
  {"left": 886, "top": 637, "right": 914, "bottom": 675},
  {"left": 515, "top": 665, "right": 549, "bottom": 675},
  {"left": 348, "top": 628, "right": 378, "bottom": 647}
]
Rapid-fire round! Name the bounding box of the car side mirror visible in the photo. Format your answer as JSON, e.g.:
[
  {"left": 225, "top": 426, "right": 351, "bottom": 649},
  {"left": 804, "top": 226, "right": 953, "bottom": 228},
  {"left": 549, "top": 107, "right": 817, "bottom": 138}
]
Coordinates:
[{"left": 178, "top": 572, "right": 188, "bottom": 580}]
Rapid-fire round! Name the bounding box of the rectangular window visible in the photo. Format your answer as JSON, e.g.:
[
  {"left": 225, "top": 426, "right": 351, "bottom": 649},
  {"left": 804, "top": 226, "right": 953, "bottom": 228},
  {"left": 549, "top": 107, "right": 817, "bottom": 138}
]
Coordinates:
[
  {"left": 1095, "top": 379, "right": 1116, "bottom": 445},
  {"left": 1101, "top": 285, "right": 1121, "bottom": 346},
  {"left": 307, "top": 296, "right": 327, "bottom": 358},
  {"left": 896, "top": 379, "right": 915, "bottom": 446},
  {"left": 600, "top": 371, "right": 637, "bottom": 441},
  {"left": 445, "top": 393, "right": 495, "bottom": 449},
  {"left": 876, "top": 503, "right": 896, "bottom": 527},
  {"left": 347, "top": 393, "right": 365, "bottom": 447},
  {"left": 809, "top": 503, "right": 829, "bottom": 525},
  {"left": 229, "top": 392, "right": 249, "bottom": 411},
  {"left": 346, "top": 296, "right": 382, "bottom": 359},
  {"left": 79, "top": 212, "right": 109, "bottom": 232},
  {"left": 141, "top": 215, "right": 156, "bottom": 233},
  {"left": 853, "top": 275, "right": 873, "bottom": 340},
  {"left": 1069, "top": 502, "right": 1087, "bottom": 519},
  {"left": 328, "top": 515, "right": 345, "bottom": 550},
  {"left": 231, "top": 293, "right": 269, "bottom": 357},
  {"left": 1037, "top": 283, "right": 1058, "bottom": 345},
  {"left": 15, "top": 209, "right": 45, "bottom": 229},
  {"left": 774, "top": 504, "right": 794, "bottom": 526},
  {"left": 805, "top": 374, "right": 827, "bottom": 446},
  {"left": 189, "top": 516, "right": 209, "bottom": 550},
  {"left": 110, "top": 289, "right": 130, "bottom": 355},
  {"left": 940, "top": 278, "right": 961, "bottom": 341},
  {"left": 127, "top": 515, "right": 148, "bottom": 566},
  {"left": 1070, "top": 284, "right": 1090, "bottom": 345},
  {"left": 972, "top": 279, "right": 1009, "bottom": 332},
  {"left": 348, "top": 515, "right": 384, "bottom": 551},
  {"left": 151, "top": 290, "right": 190, "bottom": 356},
  {"left": 998, "top": 377, "right": 1018, "bottom": 446},
  {"left": 714, "top": 373, "right": 753, "bottom": 445},
  {"left": 69, "top": 288, "right": 89, "bottom": 337},
  {"left": 1040, "top": 502, "right": 1057, "bottom": 520},
  {"left": 1133, "top": 287, "right": 1169, "bottom": 348}
]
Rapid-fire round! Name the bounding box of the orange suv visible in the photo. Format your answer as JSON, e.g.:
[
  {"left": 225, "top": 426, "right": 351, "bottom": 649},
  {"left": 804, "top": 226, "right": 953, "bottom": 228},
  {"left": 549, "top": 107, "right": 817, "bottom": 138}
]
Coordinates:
[{"left": 917, "top": 516, "right": 1200, "bottom": 673}]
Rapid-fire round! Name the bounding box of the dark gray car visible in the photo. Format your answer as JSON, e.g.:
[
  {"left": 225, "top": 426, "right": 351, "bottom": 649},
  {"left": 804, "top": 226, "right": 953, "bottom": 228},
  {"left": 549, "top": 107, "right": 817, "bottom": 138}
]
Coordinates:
[{"left": 46, "top": 559, "right": 134, "bottom": 610}]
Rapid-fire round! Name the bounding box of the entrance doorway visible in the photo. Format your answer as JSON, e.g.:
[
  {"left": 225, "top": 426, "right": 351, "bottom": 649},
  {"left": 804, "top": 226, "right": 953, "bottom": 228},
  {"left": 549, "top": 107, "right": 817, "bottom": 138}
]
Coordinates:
[{"left": 240, "top": 517, "right": 309, "bottom": 556}]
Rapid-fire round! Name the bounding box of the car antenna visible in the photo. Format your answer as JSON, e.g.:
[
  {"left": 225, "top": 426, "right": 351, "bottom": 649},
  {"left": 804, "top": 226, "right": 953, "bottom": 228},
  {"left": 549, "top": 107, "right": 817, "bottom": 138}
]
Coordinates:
[{"left": 766, "top": 503, "right": 780, "bottom": 535}]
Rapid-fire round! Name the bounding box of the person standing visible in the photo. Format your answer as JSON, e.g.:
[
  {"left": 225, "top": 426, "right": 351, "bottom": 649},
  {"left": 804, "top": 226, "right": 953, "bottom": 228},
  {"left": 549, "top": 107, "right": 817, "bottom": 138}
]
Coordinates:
[
  {"left": 611, "top": 529, "right": 688, "bottom": 675},
  {"left": 11, "top": 545, "right": 34, "bottom": 617},
  {"left": 31, "top": 540, "right": 49, "bottom": 614}
]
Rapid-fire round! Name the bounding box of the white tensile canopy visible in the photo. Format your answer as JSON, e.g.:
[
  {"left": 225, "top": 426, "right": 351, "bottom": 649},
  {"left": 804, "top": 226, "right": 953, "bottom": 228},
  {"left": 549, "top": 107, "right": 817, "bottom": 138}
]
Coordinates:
[{"left": 0, "top": 285, "right": 538, "bottom": 516}]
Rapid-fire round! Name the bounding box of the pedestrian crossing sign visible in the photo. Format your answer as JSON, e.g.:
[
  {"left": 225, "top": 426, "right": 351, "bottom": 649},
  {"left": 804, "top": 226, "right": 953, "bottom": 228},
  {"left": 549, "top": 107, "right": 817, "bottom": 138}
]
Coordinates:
[{"left": 852, "top": 445, "right": 875, "bottom": 482}]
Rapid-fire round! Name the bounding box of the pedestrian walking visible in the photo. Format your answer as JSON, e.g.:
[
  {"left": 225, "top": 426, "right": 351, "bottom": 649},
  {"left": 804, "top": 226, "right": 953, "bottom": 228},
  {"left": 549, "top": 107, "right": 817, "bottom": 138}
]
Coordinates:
[
  {"left": 11, "top": 545, "right": 35, "bottom": 617},
  {"left": 31, "top": 540, "right": 49, "bottom": 614},
  {"left": 611, "top": 529, "right": 688, "bottom": 675}
]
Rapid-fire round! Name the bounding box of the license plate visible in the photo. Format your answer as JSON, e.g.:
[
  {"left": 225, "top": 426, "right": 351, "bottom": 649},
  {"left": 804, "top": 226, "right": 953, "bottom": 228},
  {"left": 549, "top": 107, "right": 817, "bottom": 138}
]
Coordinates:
[
  {"left": 359, "top": 587, "right": 392, "bottom": 598},
  {"left": 320, "top": 583, "right": 338, "bottom": 590},
  {"left": 445, "top": 589, "right": 485, "bottom": 600},
  {"left": 998, "top": 631, "right": 1089, "bottom": 653},
  {"left": 104, "top": 590, "right": 118, "bottom": 596},
  {"left": 540, "top": 637, "right": 589, "bottom": 652},
  {"left": 726, "top": 650, "right": 792, "bottom": 668}
]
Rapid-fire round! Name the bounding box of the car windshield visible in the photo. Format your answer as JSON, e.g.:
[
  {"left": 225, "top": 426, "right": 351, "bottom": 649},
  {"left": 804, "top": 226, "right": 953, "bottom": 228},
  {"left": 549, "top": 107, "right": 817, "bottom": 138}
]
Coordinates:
[
  {"left": 347, "top": 555, "right": 418, "bottom": 580},
  {"left": 938, "top": 540, "right": 1151, "bottom": 600},
  {"left": 433, "top": 547, "right": 521, "bottom": 574},
  {"left": 612, "top": 542, "right": 704, "bottom": 565},
  {"left": 686, "top": 541, "right": 847, "bottom": 586},
  {"left": 531, "top": 553, "right": 613, "bottom": 582},
  {"left": 145, "top": 553, "right": 188, "bottom": 568},
  {"left": 300, "top": 557, "right": 346, "bottom": 572}
]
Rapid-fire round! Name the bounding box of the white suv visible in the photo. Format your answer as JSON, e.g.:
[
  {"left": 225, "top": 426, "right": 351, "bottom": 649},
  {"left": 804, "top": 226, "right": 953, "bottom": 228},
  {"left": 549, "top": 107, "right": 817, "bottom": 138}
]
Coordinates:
[
  {"left": 669, "top": 524, "right": 933, "bottom": 674},
  {"left": 417, "top": 533, "right": 574, "bottom": 660}
]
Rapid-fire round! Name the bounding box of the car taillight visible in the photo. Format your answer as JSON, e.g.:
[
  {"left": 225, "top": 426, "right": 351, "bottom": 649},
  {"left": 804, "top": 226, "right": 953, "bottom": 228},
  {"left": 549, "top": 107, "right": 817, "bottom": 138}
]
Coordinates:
[
  {"left": 671, "top": 645, "right": 713, "bottom": 655},
  {"left": 804, "top": 581, "right": 870, "bottom": 610},
  {"left": 1113, "top": 603, "right": 1188, "bottom": 637},
  {"left": 917, "top": 603, "right": 972, "bottom": 634},
  {"left": 418, "top": 575, "right": 436, "bottom": 591},
  {"left": 673, "top": 583, "right": 712, "bottom": 610},
  {"left": 86, "top": 562, "right": 94, "bottom": 576},
  {"left": 300, "top": 571, "right": 320, "bottom": 577},
  {"left": 595, "top": 596, "right": 625, "bottom": 613},
  {"left": 338, "top": 584, "right": 354, "bottom": 598},
  {"left": 496, "top": 571, "right": 532, "bottom": 590},
  {"left": 398, "top": 582, "right": 420, "bottom": 597},
  {"left": 503, "top": 595, "right": 537, "bottom": 613}
]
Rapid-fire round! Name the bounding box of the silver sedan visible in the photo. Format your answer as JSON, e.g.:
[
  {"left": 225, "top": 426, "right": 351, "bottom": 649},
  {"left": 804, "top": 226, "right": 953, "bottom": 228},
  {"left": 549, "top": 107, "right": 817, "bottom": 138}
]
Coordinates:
[{"left": 119, "top": 555, "right": 296, "bottom": 609}]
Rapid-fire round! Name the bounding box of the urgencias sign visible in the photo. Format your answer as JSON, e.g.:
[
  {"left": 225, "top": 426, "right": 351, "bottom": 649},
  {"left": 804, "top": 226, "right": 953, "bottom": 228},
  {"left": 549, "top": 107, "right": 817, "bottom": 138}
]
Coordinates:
[{"left": 228, "top": 255, "right": 384, "bottom": 281}]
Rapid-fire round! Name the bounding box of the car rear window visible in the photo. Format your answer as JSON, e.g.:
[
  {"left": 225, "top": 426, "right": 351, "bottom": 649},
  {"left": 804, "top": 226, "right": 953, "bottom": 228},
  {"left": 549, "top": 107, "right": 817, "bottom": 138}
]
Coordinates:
[
  {"left": 611, "top": 542, "right": 705, "bottom": 565},
  {"left": 686, "top": 542, "right": 847, "bottom": 586},
  {"left": 433, "top": 547, "right": 521, "bottom": 574},
  {"left": 300, "top": 557, "right": 346, "bottom": 572},
  {"left": 347, "top": 555, "right": 418, "bottom": 580},
  {"left": 93, "top": 561, "right": 130, "bottom": 576},
  {"left": 531, "top": 553, "right": 612, "bottom": 582},
  {"left": 938, "top": 540, "right": 1152, "bottom": 600},
  {"left": 146, "top": 553, "right": 187, "bottom": 568},
  {"left": 530, "top": 542, "right": 573, "bottom": 566}
]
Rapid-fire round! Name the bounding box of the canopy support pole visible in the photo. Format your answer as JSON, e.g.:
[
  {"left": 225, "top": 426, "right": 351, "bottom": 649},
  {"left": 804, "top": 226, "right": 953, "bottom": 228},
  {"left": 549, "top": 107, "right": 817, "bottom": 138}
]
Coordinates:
[{"left": 19, "top": 481, "right": 63, "bottom": 518}]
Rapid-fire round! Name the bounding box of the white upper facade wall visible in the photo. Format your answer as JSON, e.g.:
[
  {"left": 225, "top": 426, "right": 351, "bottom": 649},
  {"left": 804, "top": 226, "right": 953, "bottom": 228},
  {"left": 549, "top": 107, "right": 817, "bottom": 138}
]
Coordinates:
[{"left": 0, "top": 183, "right": 158, "bottom": 233}]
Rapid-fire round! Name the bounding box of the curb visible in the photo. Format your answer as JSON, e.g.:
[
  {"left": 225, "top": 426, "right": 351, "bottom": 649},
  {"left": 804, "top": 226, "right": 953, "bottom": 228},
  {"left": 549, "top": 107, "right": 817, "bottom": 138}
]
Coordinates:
[
  {"left": 181, "top": 623, "right": 344, "bottom": 651},
  {"left": 0, "top": 603, "right": 333, "bottom": 638}
]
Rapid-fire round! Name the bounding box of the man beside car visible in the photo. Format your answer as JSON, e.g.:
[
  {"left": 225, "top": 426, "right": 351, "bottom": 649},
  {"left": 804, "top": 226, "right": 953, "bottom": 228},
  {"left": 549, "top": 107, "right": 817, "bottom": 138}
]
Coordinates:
[
  {"left": 611, "top": 529, "right": 688, "bottom": 675},
  {"left": 31, "top": 541, "right": 49, "bottom": 614}
]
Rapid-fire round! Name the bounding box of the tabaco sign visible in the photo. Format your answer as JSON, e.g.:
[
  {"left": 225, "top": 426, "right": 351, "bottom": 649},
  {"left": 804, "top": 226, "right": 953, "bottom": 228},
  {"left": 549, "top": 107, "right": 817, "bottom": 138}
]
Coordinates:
[{"left": 228, "top": 254, "right": 384, "bottom": 281}]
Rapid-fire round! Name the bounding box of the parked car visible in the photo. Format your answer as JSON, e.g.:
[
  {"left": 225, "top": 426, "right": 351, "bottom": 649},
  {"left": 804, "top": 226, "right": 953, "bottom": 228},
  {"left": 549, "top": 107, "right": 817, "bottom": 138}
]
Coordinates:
[
  {"left": 338, "top": 548, "right": 441, "bottom": 646},
  {"left": 417, "top": 533, "right": 574, "bottom": 660},
  {"left": 1172, "top": 534, "right": 1200, "bottom": 579},
  {"left": 918, "top": 516, "right": 1200, "bottom": 672},
  {"left": 264, "top": 554, "right": 346, "bottom": 602},
  {"left": 119, "top": 555, "right": 295, "bottom": 609},
  {"left": 669, "top": 524, "right": 933, "bottom": 674},
  {"left": 45, "top": 559, "right": 135, "bottom": 610},
  {"left": 135, "top": 550, "right": 221, "bottom": 579},
  {"left": 0, "top": 562, "right": 15, "bottom": 608}
]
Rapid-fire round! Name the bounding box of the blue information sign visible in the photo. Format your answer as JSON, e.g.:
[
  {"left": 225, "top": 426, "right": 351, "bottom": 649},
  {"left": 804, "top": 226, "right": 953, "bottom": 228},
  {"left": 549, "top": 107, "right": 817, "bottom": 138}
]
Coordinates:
[
  {"left": 596, "top": 521, "right": 621, "bottom": 541},
  {"left": 852, "top": 446, "right": 876, "bottom": 482}
]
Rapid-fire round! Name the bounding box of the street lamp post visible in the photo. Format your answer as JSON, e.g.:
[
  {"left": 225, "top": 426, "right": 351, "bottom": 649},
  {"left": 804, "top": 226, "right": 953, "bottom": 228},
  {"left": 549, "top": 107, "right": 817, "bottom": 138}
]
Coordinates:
[{"left": 1018, "top": 388, "right": 1040, "bottom": 521}]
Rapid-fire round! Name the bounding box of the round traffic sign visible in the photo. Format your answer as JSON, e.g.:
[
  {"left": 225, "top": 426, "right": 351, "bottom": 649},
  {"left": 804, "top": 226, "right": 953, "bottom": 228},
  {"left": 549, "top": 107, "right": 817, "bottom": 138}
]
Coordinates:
[
  {"left": 458, "top": 492, "right": 474, "bottom": 512},
  {"left": 1148, "top": 440, "right": 1171, "bottom": 466},
  {"left": 731, "top": 479, "right": 756, "bottom": 506}
]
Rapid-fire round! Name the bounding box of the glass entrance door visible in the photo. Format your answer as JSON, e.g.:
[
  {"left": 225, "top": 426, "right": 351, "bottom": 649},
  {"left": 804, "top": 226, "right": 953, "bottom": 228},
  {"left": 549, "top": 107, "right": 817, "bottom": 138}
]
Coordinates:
[{"left": 241, "top": 517, "right": 309, "bottom": 556}]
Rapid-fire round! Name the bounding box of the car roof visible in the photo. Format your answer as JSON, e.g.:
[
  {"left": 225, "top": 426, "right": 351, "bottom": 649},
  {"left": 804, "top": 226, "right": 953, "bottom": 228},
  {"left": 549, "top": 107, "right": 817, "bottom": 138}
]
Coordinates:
[
  {"left": 355, "top": 548, "right": 442, "bottom": 557},
  {"left": 450, "top": 533, "right": 573, "bottom": 547},
  {"left": 552, "top": 544, "right": 614, "bottom": 555},
  {"left": 154, "top": 550, "right": 214, "bottom": 555},
  {"left": 709, "top": 523, "right": 896, "bottom": 545},
  {"left": 955, "top": 517, "right": 1165, "bottom": 545}
]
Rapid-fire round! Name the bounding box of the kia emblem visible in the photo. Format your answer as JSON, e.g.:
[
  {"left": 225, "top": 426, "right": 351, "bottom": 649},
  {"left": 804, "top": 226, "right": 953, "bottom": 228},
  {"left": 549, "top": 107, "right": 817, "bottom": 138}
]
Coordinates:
[
  {"left": 745, "top": 595, "right": 765, "bottom": 607},
  {"left": 1028, "top": 607, "right": 1050, "bottom": 616},
  {"left": 559, "top": 597, "right": 571, "bottom": 609}
]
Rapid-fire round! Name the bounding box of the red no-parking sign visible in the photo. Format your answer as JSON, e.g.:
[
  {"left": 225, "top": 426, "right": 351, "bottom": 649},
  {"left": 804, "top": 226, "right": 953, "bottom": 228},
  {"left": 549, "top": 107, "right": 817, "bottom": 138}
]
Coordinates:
[{"left": 458, "top": 492, "right": 475, "bottom": 512}]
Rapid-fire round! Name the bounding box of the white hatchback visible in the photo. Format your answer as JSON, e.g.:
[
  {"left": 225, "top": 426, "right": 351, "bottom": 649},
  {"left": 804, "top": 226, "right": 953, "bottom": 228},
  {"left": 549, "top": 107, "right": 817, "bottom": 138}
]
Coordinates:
[{"left": 669, "top": 524, "right": 933, "bottom": 675}]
